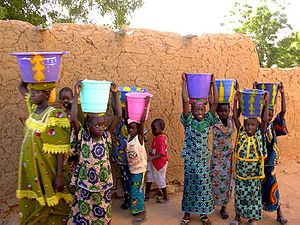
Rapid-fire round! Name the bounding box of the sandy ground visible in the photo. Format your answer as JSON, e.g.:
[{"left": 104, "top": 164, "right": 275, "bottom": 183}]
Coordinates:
[{"left": 1, "top": 159, "right": 299, "bottom": 225}]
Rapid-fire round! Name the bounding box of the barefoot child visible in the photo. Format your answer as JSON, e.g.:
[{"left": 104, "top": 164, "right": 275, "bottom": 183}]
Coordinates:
[
  {"left": 145, "top": 118, "right": 169, "bottom": 203},
  {"left": 17, "top": 81, "right": 72, "bottom": 224},
  {"left": 67, "top": 81, "right": 122, "bottom": 225},
  {"left": 261, "top": 82, "right": 288, "bottom": 224},
  {"left": 210, "top": 103, "right": 235, "bottom": 219},
  {"left": 126, "top": 97, "right": 150, "bottom": 223},
  {"left": 230, "top": 91, "right": 269, "bottom": 225},
  {"left": 180, "top": 73, "right": 218, "bottom": 225}
]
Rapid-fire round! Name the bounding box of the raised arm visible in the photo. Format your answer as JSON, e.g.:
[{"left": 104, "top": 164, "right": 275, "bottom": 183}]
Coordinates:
[
  {"left": 182, "top": 73, "right": 189, "bottom": 118},
  {"left": 71, "top": 81, "right": 82, "bottom": 134},
  {"left": 18, "top": 79, "right": 29, "bottom": 97},
  {"left": 278, "top": 82, "right": 286, "bottom": 120},
  {"left": 233, "top": 91, "right": 241, "bottom": 130},
  {"left": 108, "top": 83, "right": 122, "bottom": 133},
  {"left": 138, "top": 96, "right": 150, "bottom": 145},
  {"left": 209, "top": 74, "right": 218, "bottom": 115},
  {"left": 260, "top": 92, "right": 269, "bottom": 133}
]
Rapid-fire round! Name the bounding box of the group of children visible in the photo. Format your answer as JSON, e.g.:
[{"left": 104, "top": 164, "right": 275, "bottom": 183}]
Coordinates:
[
  {"left": 16, "top": 73, "right": 288, "bottom": 225},
  {"left": 180, "top": 74, "right": 288, "bottom": 225}
]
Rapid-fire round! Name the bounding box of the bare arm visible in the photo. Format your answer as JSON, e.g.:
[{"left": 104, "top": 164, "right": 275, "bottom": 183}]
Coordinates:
[
  {"left": 278, "top": 82, "right": 286, "bottom": 120},
  {"left": 71, "top": 81, "right": 81, "bottom": 134},
  {"left": 209, "top": 74, "right": 218, "bottom": 115},
  {"left": 233, "top": 91, "right": 241, "bottom": 130},
  {"left": 54, "top": 154, "right": 65, "bottom": 192},
  {"left": 182, "top": 73, "right": 189, "bottom": 118},
  {"left": 108, "top": 83, "right": 122, "bottom": 133},
  {"left": 18, "top": 80, "right": 29, "bottom": 97},
  {"left": 138, "top": 96, "right": 150, "bottom": 145},
  {"left": 260, "top": 92, "right": 269, "bottom": 133}
]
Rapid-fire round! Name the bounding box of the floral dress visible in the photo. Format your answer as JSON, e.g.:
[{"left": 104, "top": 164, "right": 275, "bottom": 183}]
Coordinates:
[
  {"left": 262, "top": 114, "right": 288, "bottom": 212},
  {"left": 211, "top": 117, "right": 234, "bottom": 206},
  {"left": 234, "top": 127, "right": 267, "bottom": 221},
  {"left": 181, "top": 112, "right": 218, "bottom": 215},
  {"left": 68, "top": 128, "right": 113, "bottom": 225}
]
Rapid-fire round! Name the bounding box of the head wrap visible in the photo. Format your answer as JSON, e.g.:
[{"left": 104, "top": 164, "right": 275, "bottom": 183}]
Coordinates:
[
  {"left": 189, "top": 98, "right": 208, "bottom": 106},
  {"left": 28, "top": 82, "right": 56, "bottom": 91}
]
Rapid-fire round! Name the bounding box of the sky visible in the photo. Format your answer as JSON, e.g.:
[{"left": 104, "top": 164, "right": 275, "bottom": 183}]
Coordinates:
[{"left": 123, "top": 0, "right": 300, "bottom": 35}]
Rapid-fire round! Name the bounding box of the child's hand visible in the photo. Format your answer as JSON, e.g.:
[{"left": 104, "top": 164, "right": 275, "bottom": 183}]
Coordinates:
[
  {"left": 253, "top": 81, "right": 258, "bottom": 89},
  {"left": 182, "top": 73, "right": 187, "bottom": 82},
  {"left": 74, "top": 81, "right": 82, "bottom": 95},
  {"left": 234, "top": 91, "right": 240, "bottom": 101},
  {"left": 145, "top": 96, "right": 151, "bottom": 105},
  {"left": 235, "top": 80, "right": 240, "bottom": 90},
  {"left": 110, "top": 82, "right": 118, "bottom": 93},
  {"left": 210, "top": 74, "right": 215, "bottom": 85},
  {"left": 279, "top": 82, "right": 284, "bottom": 94}
]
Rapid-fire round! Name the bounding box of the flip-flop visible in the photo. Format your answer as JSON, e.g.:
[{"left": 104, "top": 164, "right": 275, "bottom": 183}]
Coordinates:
[
  {"left": 181, "top": 218, "right": 190, "bottom": 225},
  {"left": 277, "top": 216, "right": 288, "bottom": 224},
  {"left": 200, "top": 216, "right": 211, "bottom": 225},
  {"left": 132, "top": 215, "right": 147, "bottom": 224},
  {"left": 220, "top": 208, "right": 229, "bottom": 219}
]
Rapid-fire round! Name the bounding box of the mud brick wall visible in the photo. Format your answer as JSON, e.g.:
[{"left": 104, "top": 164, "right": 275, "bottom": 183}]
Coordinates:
[{"left": 0, "top": 20, "right": 298, "bottom": 211}]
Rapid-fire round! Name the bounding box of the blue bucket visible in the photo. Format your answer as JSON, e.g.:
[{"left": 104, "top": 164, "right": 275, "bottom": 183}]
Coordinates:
[
  {"left": 118, "top": 86, "right": 147, "bottom": 107},
  {"left": 80, "top": 80, "right": 112, "bottom": 113},
  {"left": 240, "top": 89, "right": 266, "bottom": 118},
  {"left": 255, "top": 82, "right": 279, "bottom": 107},
  {"left": 216, "top": 79, "right": 236, "bottom": 103}
]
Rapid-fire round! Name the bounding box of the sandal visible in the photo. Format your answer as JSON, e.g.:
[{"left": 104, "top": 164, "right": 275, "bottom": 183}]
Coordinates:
[
  {"left": 132, "top": 214, "right": 146, "bottom": 224},
  {"left": 200, "top": 216, "right": 211, "bottom": 225},
  {"left": 220, "top": 208, "right": 229, "bottom": 219},
  {"left": 181, "top": 218, "right": 190, "bottom": 225},
  {"left": 277, "top": 216, "right": 288, "bottom": 224}
]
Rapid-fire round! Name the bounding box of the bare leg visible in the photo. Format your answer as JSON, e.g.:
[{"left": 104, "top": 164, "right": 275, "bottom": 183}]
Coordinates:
[{"left": 277, "top": 205, "right": 288, "bottom": 224}]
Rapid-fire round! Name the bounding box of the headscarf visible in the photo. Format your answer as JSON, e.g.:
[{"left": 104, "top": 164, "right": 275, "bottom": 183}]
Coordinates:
[{"left": 189, "top": 98, "right": 208, "bottom": 106}]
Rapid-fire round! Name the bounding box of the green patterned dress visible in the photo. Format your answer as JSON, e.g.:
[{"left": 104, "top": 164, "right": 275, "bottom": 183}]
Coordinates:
[{"left": 17, "top": 94, "right": 72, "bottom": 225}]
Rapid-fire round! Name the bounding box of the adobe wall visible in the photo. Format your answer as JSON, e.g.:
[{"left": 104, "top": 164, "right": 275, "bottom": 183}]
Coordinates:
[{"left": 0, "top": 20, "right": 298, "bottom": 211}]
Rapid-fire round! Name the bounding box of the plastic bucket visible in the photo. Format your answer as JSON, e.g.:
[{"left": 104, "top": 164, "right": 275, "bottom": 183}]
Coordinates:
[
  {"left": 255, "top": 82, "right": 279, "bottom": 106},
  {"left": 186, "top": 73, "right": 212, "bottom": 98},
  {"left": 11, "top": 51, "right": 69, "bottom": 83},
  {"left": 80, "top": 80, "right": 112, "bottom": 113},
  {"left": 126, "top": 92, "right": 153, "bottom": 123},
  {"left": 216, "top": 79, "right": 236, "bottom": 103},
  {"left": 118, "top": 86, "right": 147, "bottom": 107},
  {"left": 240, "top": 89, "right": 266, "bottom": 118}
]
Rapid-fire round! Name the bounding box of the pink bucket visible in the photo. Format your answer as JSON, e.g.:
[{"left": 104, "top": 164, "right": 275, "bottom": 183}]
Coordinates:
[
  {"left": 125, "top": 92, "right": 153, "bottom": 123},
  {"left": 186, "top": 73, "right": 212, "bottom": 98}
]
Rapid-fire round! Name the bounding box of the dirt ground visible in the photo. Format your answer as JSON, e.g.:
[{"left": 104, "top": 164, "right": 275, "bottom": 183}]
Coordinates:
[{"left": 1, "top": 159, "right": 299, "bottom": 225}]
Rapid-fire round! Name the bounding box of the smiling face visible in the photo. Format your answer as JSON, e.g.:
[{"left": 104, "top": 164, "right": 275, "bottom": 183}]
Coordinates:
[
  {"left": 191, "top": 103, "right": 207, "bottom": 121},
  {"left": 30, "top": 90, "right": 49, "bottom": 104},
  {"left": 244, "top": 118, "right": 259, "bottom": 136},
  {"left": 59, "top": 90, "right": 73, "bottom": 110}
]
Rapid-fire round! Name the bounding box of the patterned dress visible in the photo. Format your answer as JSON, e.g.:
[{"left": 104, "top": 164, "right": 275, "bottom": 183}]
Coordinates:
[
  {"left": 17, "top": 94, "right": 72, "bottom": 225},
  {"left": 234, "top": 127, "right": 267, "bottom": 221},
  {"left": 181, "top": 112, "right": 218, "bottom": 215},
  {"left": 262, "top": 114, "right": 288, "bottom": 212},
  {"left": 211, "top": 117, "right": 234, "bottom": 206},
  {"left": 68, "top": 129, "right": 113, "bottom": 225}
]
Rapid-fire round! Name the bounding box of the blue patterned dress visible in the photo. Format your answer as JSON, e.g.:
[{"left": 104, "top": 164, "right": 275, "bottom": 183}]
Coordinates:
[
  {"left": 181, "top": 112, "right": 218, "bottom": 215},
  {"left": 262, "top": 114, "right": 288, "bottom": 212}
]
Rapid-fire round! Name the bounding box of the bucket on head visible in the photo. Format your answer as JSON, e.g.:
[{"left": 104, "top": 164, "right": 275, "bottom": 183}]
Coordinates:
[
  {"left": 118, "top": 86, "right": 148, "bottom": 107},
  {"left": 240, "top": 89, "right": 266, "bottom": 118},
  {"left": 11, "top": 51, "right": 69, "bottom": 83},
  {"left": 255, "top": 82, "right": 279, "bottom": 107},
  {"left": 186, "top": 73, "right": 212, "bottom": 99},
  {"left": 216, "top": 79, "right": 236, "bottom": 103},
  {"left": 80, "top": 80, "right": 112, "bottom": 113},
  {"left": 125, "top": 92, "right": 153, "bottom": 123}
]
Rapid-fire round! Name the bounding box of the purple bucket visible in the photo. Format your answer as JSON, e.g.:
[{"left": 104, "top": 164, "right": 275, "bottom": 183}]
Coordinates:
[
  {"left": 11, "top": 51, "right": 69, "bottom": 83},
  {"left": 186, "top": 73, "right": 212, "bottom": 98}
]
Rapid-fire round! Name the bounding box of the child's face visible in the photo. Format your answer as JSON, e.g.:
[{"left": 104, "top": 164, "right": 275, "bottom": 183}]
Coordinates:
[
  {"left": 128, "top": 122, "right": 139, "bottom": 137},
  {"left": 151, "top": 122, "right": 162, "bottom": 136},
  {"left": 191, "top": 104, "right": 206, "bottom": 121},
  {"left": 88, "top": 115, "right": 106, "bottom": 137},
  {"left": 244, "top": 118, "right": 259, "bottom": 136},
  {"left": 267, "top": 109, "right": 274, "bottom": 123},
  {"left": 30, "top": 90, "right": 48, "bottom": 104},
  {"left": 217, "top": 104, "right": 230, "bottom": 120},
  {"left": 59, "top": 91, "right": 73, "bottom": 109}
]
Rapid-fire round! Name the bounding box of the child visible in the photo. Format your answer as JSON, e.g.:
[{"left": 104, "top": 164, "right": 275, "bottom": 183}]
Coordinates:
[
  {"left": 210, "top": 103, "right": 235, "bottom": 219},
  {"left": 59, "top": 87, "right": 73, "bottom": 117},
  {"left": 180, "top": 73, "right": 219, "bottom": 225},
  {"left": 145, "top": 118, "right": 168, "bottom": 203},
  {"left": 17, "top": 80, "right": 72, "bottom": 224},
  {"left": 126, "top": 97, "right": 150, "bottom": 223},
  {"left": 260, "top": 82, "right": 288, "bottom": 224},
  {"left": 67, "top": 81, "right": 122, "bottom": 225},
  {"left": 230, "top": 91, "right": 269, "bottom": 225}
]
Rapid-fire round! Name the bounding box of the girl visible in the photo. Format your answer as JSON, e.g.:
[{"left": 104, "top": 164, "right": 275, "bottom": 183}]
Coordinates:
[
  {"left": 231, "top": 91, "right": 269, "bottom": 225},
  {"left": 67, "top": 81, "right": 122, "bottom": 225},
  {"left": 126, "top": 97, "right": 150, "bottom": 223},
  {"left": 145, "top": 118, "right": 169, "bottom": 203},
  {"left": 261, "top": 82, "right": 288, "bottom": 224},
  {"left": 181, "top": 73, "right": 218, "bottom": 225},
  {"left": 17, "top": 80, "right": 72, "bottom": 225},
  {"left": 210, "top": 103, "right": 235, "bottom": 219}
]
